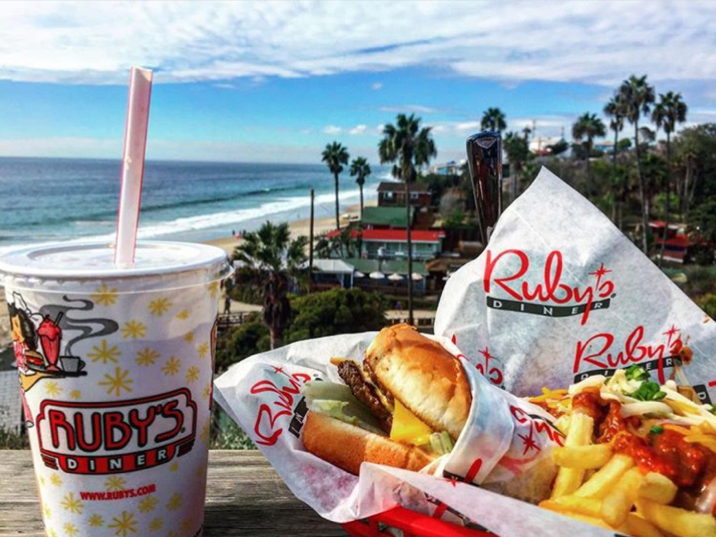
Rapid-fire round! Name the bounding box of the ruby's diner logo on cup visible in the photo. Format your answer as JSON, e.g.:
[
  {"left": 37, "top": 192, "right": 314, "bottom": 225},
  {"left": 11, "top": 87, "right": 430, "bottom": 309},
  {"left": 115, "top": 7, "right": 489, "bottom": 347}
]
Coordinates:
[
  {"left": 36, "top": 389, "right": 197, "bottom": 474},
  {"left": 483, "top": 249, "right": 615, "bottom": 325}
]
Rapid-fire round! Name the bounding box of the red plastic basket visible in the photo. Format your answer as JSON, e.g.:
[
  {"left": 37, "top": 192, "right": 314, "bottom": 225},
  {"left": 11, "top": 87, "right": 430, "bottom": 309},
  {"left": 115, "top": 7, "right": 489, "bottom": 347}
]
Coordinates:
[{"left": 341, "top": 507, "right": 493, "bottom": 537}]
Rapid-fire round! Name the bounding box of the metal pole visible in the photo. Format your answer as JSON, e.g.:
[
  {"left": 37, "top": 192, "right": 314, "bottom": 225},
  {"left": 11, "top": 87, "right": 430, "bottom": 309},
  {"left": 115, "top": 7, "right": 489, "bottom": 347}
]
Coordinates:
[
  {"left": 406, "top": 180, "right": 413, "bottom": 326},
  {"left": 309, "top": 189, "right": 315, "bottom": 288},
  {"left": 466, "top": 131, "right": 503, "bottom": 246}
]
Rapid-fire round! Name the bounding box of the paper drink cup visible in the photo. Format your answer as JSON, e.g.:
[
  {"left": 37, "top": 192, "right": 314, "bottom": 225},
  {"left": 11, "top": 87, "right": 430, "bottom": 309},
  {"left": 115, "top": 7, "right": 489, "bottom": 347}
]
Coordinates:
[{"left": 0, "top": 241, "right": 231, "bottom": 537}]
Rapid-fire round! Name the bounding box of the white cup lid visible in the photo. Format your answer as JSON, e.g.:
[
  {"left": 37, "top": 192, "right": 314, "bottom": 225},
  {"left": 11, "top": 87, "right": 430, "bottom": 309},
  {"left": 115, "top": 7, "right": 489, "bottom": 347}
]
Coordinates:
[{"left": 0, "top": 241, "right": 231, "bottom": 284}]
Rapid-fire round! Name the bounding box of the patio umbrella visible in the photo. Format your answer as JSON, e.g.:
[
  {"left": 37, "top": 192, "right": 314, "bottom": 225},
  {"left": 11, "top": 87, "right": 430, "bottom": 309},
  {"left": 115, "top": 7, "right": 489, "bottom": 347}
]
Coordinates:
[
  {"left": 369, "top": 271, "right": 385, "bottom": 279},
  {"left": 354, "top": 271, "right": 365, "bottom": 278},
  {"left": 411, "top": 273, "right": 423, "bottom": 281},
  {"left": 388, "top": 273, "right": 404, "bottom": 281}
]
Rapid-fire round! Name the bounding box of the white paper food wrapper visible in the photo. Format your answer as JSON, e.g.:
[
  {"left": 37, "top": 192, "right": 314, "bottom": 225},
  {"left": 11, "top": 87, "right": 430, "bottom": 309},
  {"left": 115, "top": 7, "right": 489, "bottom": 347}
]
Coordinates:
[
  {"left": 435, "top": 167, "right": 716, "bottom": 399},
  {"left": 214, "top": 167, "right": 715, "bottom": 537}
]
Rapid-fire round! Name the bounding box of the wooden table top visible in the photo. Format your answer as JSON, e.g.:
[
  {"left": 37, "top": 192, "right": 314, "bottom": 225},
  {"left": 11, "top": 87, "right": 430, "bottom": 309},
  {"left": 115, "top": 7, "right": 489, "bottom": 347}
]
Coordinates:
[{"left": 0, "top": 450, "right": 346, "bottom": 536}]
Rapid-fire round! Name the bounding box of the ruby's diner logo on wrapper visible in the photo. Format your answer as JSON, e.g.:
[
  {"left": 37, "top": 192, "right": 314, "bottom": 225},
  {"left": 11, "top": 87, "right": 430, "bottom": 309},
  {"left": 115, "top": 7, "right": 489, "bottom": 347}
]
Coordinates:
[
  {"left": 483, "top": 249, "right": 615, "bottom": 325},
  {"left": 36, "top": 389, "right": 197, "bottom": 474},
  {"left": 250, "top": 366, "right": 312, "bottom": 447}
]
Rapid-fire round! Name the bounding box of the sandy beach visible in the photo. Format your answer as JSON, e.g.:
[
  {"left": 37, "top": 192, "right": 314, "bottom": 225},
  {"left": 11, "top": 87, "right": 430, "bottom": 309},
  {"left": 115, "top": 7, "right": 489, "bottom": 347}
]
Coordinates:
[{"left": 204, "top": 200, "right": 371, "bottom": 254}]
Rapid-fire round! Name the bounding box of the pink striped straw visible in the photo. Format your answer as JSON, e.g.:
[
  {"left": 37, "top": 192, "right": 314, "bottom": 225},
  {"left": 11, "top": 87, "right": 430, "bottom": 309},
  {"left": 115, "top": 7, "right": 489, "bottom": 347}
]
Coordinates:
[{"left": 114, "top": 66, "right": 153, "bottom": 267}]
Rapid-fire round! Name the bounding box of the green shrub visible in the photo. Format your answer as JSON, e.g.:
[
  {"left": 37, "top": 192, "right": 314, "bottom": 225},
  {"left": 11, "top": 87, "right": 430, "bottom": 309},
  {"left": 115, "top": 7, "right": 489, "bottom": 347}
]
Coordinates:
[
  {"left": 215, "top": 316, "right": 270, "bottom": 373},
  {"left": 698, "top": 293, "right": 716, "bottom": 320},
  {"left": 210, "top": 407, "right": 256, "bottom": 450},
  {"left": 0, "top": 427, "right": 29, "bottom": 449},
  {"left": 287, "top": 288, "right": 387, "bottom": 342},
  {"left": 684, "top": 267, "right": 716, "bottom": 297}
]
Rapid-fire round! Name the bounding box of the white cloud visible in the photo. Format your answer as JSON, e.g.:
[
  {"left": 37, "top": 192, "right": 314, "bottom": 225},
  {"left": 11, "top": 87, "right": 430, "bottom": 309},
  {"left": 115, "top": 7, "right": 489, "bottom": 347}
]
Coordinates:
[
  {"left": 1, "top": 1, "right": 716, "bottom": 88},
  {"left": 349, "top": 124, "right": 368, "bottom": 135},
  {"left": 323, "top": 125, "right": 342, "bottom": 135},
  {"left": 372, "top": 82, "right": 383, "bottom": 90},
  {"left": 380, "top": 104, "right": 442, "bottom": 114}
]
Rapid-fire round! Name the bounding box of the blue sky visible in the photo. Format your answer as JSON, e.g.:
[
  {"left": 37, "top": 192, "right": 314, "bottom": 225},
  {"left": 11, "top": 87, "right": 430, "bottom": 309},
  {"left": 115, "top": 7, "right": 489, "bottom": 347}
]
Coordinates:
[{"left": 1, "top": 1, "right": 715, "bottom": 164}]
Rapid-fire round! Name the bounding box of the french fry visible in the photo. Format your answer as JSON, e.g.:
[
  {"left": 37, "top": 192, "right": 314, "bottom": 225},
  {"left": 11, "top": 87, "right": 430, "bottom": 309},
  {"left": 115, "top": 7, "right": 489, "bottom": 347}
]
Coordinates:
[
  {"left": 600, "top": 467, "right": 644, "bottom": 527},
  {"left": 551, "top": 412, "right": 594, "bottom": 498},
  {"left": 552, "top": 444, "right": 613, "bottom": 469},
  {"left": 539, "top": 495, "right": 603, "bottom": 518},
  {"left": 636, "top": 498, "right": 716, "bottom": 537},
  {"left": 575, "top": 454, "right": 634, "bottom": 499},
  {"left": 624, "top": 513, "right": 666, "bottom": 537},
  {"left": 637, "top": 472, "right": 677, "bottom": 504}
]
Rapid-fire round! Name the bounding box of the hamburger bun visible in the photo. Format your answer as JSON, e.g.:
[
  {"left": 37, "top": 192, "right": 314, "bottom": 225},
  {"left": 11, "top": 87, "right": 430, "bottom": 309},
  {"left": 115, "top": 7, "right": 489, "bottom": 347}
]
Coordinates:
[
  {"left": 365, "top": 324, "right": 471, "bottom": 440},
  {"left": 302, "top": 411, "right": 434, "bottom": 475}
]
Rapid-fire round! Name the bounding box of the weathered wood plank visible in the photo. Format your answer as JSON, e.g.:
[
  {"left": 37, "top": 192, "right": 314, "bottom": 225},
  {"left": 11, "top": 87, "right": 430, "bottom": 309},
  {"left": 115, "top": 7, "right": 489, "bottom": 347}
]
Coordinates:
[{"left": 0, "top": 450, "right": 346, "bottom": 536}]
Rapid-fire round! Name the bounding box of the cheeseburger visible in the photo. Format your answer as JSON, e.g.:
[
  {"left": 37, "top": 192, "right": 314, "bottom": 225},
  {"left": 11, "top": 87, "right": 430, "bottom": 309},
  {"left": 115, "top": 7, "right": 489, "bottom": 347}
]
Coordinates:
[{"left": 301, "top": 324, "right": 472, "bottom": 475}]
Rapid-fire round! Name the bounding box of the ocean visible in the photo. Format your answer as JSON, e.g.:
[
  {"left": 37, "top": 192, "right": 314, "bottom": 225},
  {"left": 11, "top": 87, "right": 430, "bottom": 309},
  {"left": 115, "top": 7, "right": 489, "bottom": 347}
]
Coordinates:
[{"left": 0, "top": 157, "right": 387, "bottom": 251}]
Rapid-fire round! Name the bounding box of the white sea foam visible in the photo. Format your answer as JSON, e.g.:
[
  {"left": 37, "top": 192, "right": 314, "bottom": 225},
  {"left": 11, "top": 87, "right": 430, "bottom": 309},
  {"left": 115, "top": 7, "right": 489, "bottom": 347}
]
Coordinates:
[{"left": 0, "top": 187, "right": 369, "bottom": 255}]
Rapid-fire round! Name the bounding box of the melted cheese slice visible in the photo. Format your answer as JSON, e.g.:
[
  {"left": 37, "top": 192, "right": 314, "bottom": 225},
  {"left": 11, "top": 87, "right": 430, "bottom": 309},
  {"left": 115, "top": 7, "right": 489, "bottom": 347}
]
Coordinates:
[{"left": 390, "top": 399, "right": 433, "bottom": 446}]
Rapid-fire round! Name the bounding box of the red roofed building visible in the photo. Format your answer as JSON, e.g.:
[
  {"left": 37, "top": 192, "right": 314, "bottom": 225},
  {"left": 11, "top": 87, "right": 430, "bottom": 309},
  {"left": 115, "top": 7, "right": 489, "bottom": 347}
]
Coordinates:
[
  {"left": 649, "top": 221, "right": 691, "bottom": 264},
  {"left": 326, "top": 228, "right": 445, "bottom": 260}
]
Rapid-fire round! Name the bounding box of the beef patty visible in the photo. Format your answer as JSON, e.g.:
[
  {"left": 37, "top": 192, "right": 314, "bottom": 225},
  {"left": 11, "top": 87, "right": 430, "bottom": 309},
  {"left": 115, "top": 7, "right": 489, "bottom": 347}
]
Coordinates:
[{"left": 336, "top": 360, "right": 393, "bottom": 432}]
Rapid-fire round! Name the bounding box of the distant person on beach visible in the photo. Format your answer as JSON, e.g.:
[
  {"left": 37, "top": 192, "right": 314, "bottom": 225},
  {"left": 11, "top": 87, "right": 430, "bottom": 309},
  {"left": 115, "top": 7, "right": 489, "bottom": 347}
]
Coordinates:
[{"left": 224, "top": 295, "right": 232, "bottom": 315}]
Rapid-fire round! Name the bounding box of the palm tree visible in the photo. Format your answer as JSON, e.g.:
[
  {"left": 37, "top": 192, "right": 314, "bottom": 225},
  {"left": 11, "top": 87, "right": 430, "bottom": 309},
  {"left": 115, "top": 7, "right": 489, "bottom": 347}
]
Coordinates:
[
  {"left": 619, "top": 75, "right": 655, "bottom": 254},
  {"left": 604, "top": 96, "right": 626, "bottom": 225},
  {"left": 503, "top": 131, "right": 530, "bottom": 202},
  {"left": 603, "top": 96, "right": 625, "bottom": 167},
  {"left": 233, "top": 222, "right": 307, "bottom": 349},
  {"left": 322, "top": 142, "right": 350, "bottom": 229},
  {"left": 652, "top": 91, "right": 687, "bottom": 265},
  {"left": 378, "top": 114, "right": 436, "bottom": 325},
  {"left": 349, "top": 157, "right": 371, "bottom": 220},
  {"left": 572, "top": 112, "right": 606, "bottom": 198},
  {"left": 481, "top": 107, "right": 507, "bottom": 133}
]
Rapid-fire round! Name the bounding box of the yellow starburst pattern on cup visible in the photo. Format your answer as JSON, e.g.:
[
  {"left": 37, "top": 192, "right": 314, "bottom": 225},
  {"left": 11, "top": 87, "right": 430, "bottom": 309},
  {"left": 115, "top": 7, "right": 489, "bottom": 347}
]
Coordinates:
[
  {"left": 107, "top": 510, "right": 137, "bottom": 537},
  {"left": 105, "top": 475, "right": 126, "bottom": 492},
  {"left": 185, "top": 366, "right": 200, "bottom": 383},
  {"left": 69, "top": 389, "right": 81, "bottom": 400},
  {"left": 181, "top": 519, "right": 194, "bottom": 534},
  {"left": 88, "top": 339, "right": 120, "bottom": 364},
  {"left": 136, "top": 347, "right": 160, "bottom": 367},
  {"left": 138, "top": 495, "right": 159, "bottom": 513},
  {"left": 43, "top": 503, "right": 51, "bottom": 519},
  {"left": 208, "top": 281, "right": 219, "bottom": 298},
  {"left": 197, "top": 342, "right": 209, "bottom": 359},
  {"left": 91, "top": 283, "right": 118, "bottom": 307},
  {"left": 60, "top": 492, "right": 83, "bottom": 514},
  {"left": 64, "top": 523, "right": 79, "bottom": 537},
  {"left": 149, "top": 297, "right": 172, "bottom": 317},
  {"left": 38, "top": 475, "right": 46, "bottom": 487},
  {"left": 99, "top": 367, "right": 134, "bottom": 396},
  {"left": 149, "top": 517, "right": 164, "bottom": 531},
  {"left": 48, "top": 528, "right": 58, "bottom": 537},
  {"left": 183, "top": 331, "right": 194, "bottom": 343},
  {"left": 176, "top": 309, "right": 189, "bottom": 320},
  {"left": 200, "top": 420, "right": 210, "bottom": 443},
  {"left": 169, "top": 462, "right": 179, "bottom": 472},
  {"left": 202, "top": 383, "right": 212, "bottom": 400},
  {"left": 50, "top": 473, "right": 62, "bottom": 487},
  {"left": 45, "top": 381, "right": 62, "bottom": 397},
  {"left": 89, "top": 514, "right": 105, "bottom": 527},
  {"left": 161, "top": 356, "right": 181, "bottom": 376},
  {"left": 166, "top": 493, "right": 182, "bottom": 511},
  {"left": 122, "top": 320, "right": 147, "bottom": 339}
]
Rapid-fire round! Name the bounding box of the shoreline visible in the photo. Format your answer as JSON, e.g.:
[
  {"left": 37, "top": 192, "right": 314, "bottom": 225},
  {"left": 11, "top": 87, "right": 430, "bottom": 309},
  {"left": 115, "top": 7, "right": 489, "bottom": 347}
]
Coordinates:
[{"left": 203, "top": 200, "right": 371, "bottom": 254}]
